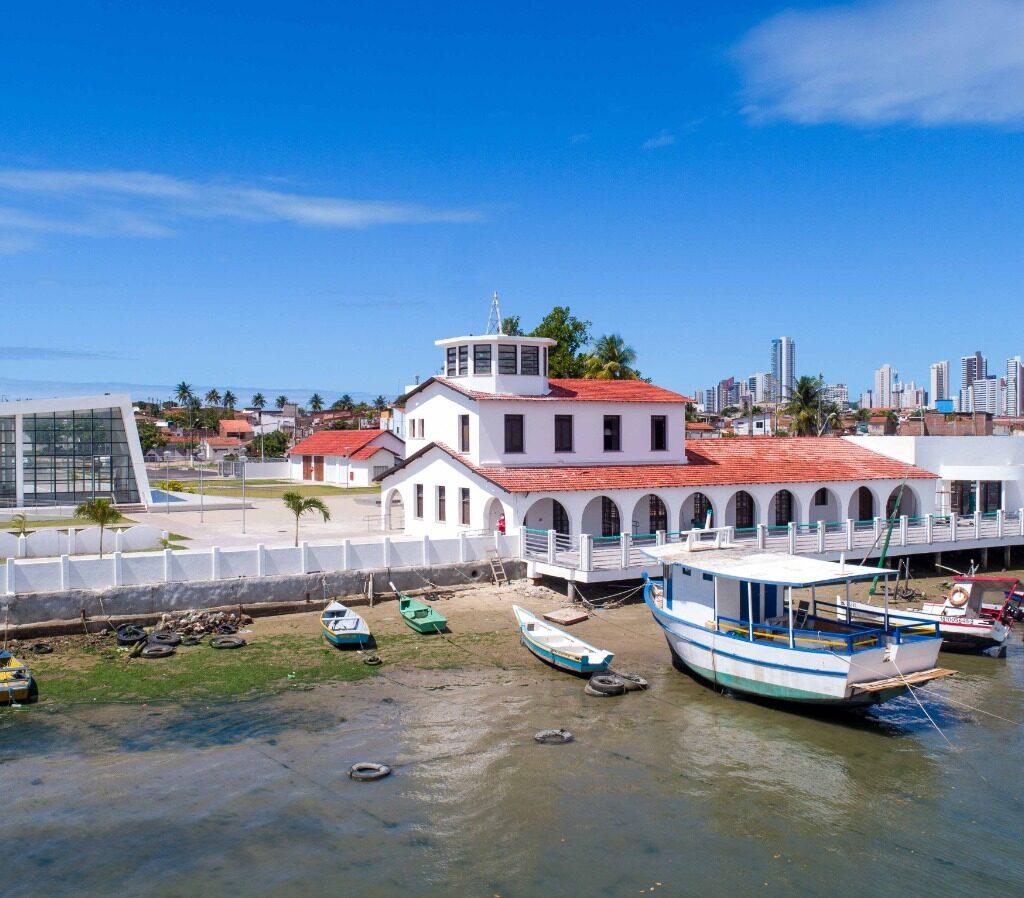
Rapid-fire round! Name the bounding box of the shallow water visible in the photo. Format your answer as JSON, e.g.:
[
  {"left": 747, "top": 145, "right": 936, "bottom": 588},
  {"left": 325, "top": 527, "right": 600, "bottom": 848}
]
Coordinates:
[{"left": 4, "top": 641, "right": 1024, "bottom": 897}]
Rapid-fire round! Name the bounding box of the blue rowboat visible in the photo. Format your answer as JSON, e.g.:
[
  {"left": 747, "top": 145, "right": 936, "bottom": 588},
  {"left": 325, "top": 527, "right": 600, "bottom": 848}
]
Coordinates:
[
  {"left": 320, "top": 601, "right": 372, "bottom": 647},
  {"left": 513, "top": 605, "right": 613, "bottom": 675}
]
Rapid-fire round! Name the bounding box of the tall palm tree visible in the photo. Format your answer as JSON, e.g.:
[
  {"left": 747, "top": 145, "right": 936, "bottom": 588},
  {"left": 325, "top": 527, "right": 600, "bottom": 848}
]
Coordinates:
[
  {"left": 275, "top": 394, "right": 289, "bottom": 410},
  {"left": 582, "top": 334, "right": 639, "bottom": 380},
  {"left": 205, "top": 388, "right": 221, "bottom": 407},
  {"left": 282, "top": 492, "right": 331, "bottom": 546},
  {"left": 223, "top": 390, "right": 238, "bottom": 411},
  {"left": 338, "top": 394, "right": 354, "bottom": 411},
  {"left": 373, "top": 394, "right": 388, "bottom": 412},
  {"left": 74, "top": 498, "right": 124, "bottom": 559},
  {"left": 309, "top": 393, "right": 324, "bottom": 413},
  {"left": 252, "top": 393, "right": 267, "bottom": 462},
  {"left": 174, "top": 381, "right": 193, "bottom": 406}
]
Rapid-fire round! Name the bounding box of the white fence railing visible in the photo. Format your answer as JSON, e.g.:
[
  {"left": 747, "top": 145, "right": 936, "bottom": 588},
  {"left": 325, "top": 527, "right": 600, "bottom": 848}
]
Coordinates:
[
  {"left": 521, "top": 510, "right": 1024, "bottom": 574},
  {"left": 3, "top": 531, "right": 516, "bottom": 596},
  {"left": 0, "top": 525, "right": 166, "bottom": 560}
]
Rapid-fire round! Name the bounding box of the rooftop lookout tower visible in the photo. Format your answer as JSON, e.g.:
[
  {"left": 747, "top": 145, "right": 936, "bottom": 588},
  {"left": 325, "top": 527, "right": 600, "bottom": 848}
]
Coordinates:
[{"left": 435, "top": 333, "right": 557, "bottom": 397}]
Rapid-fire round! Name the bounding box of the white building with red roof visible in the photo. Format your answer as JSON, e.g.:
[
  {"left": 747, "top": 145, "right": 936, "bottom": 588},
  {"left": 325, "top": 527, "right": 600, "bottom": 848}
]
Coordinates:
[
  {"left": 377, "top": 330, "right": 941, "bottom": 537},
  {"left": 288, "top": 429, "right": 404, "bottom": 487}
]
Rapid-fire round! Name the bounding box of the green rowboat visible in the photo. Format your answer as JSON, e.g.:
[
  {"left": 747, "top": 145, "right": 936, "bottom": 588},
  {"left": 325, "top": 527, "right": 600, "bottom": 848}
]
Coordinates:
[{"left": 398, "top": 594, "right": 447, "bottom": 634}]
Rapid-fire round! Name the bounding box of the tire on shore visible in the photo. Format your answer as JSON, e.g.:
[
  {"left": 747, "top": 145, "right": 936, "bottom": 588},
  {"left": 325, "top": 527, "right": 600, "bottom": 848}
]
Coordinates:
[
  {"left": 210, "top": 635, "right": 246, "bottom": 650},
  {"left": 116, "top": 625, "right": 147, "bottom": 647},
  {"left": 348, "top": 762, "right": 391, "bottom": 781},
  {"left": 148, "top": 631, "right": 182, "bottom": 647},
  {"left": 585, "top": 673, "right": 626, "bottom": 697},
  {"left": 140, "top": 643, "right": 175, "bottom": 659},
  {"left": 534, "top": 728, "right": 574, "bottom": 745}
]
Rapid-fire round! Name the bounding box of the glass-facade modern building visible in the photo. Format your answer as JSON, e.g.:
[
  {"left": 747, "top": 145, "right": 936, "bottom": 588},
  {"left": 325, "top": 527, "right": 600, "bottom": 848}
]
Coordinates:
[{"left": 0, "top": 395, "right": 149, "bottom": 509}]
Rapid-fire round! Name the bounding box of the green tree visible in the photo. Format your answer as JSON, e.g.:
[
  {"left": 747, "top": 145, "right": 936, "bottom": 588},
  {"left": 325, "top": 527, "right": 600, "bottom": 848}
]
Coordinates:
[
  {"left": 205, "top": 388, "right": 221, "bottom": 407},
  {"left": 136, "top": 420, "right": 167, "bottom": 453},
  {"left": 251, "top": 393, "right": 266, "bottom": 412},
  {"left": 530, "top": 306, "right": 592, "bottom": 378},
  {"left": 309, "top": 393, "right": 324, "bottom": 413},
  {"left": 8, "top": 513, "right": 30, "bottom": 537},
  {"left": 332, "top": 394, "right": 354, "bottom": 411},
  {"left": 260, "top": 429, "right": 290, "bottom": 457},
  {"left": 501, "top": 315, "right": 523, "bottom": 336},
  {"left": 275, "top": 394, "right": 289, "bottom": 410},
  {"left": 282, "top": 491, "right": 331, "bottom": 546},
  {"left": 373, "top": 395, "right": 388, "bottom": 412},
  {"left": 174, "top": 382, "right": 193, "bottom": 405},
  {"left": 721, "top": 405, "right": 740, "bottom": 418},
  {"left": 223, "top": 390, "right": 238, "bottom": 410},
  {"left": 74, "top": 498, "right": 124, "bottom": 559},
  {"left": 582, "top": 333, "right": 640, "bottom": 380},
  {"left": 854, "top": 407, "right": 871, "bottom": 423}
]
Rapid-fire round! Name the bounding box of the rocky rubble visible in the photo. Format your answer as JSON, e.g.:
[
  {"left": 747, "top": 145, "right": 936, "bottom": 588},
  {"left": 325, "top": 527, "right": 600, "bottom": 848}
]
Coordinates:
[{"left": 153, "top": 608, "right": 253, "bottom": 637}]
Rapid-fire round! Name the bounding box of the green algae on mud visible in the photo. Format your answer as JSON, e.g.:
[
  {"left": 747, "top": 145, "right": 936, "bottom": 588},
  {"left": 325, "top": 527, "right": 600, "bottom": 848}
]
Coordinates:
[{"left": 22, "top": 628, "right": 519, "bottom": 706}]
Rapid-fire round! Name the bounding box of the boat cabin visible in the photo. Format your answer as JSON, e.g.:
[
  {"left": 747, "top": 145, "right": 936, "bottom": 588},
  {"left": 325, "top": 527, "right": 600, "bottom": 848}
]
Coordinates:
[
  {"left": 644, "top": 537, "right": 936, "bottom": 655},
  {"left": 937, "top": 576, "right": 1022, "bottom": 619}
]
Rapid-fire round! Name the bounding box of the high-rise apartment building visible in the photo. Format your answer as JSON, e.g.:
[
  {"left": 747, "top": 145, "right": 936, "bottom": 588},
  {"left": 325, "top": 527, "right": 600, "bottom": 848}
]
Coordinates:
[
  {"left": 770, "top": 337, "right": 796, "bottom": 403},
  {"left": 747, "top": 372, "right": 772, "bottom": 404},
  {"left": 873, "top": 364, "right": 894, "bottom": 409},
  {"left": 961, "top": 351, "right": 986, "bottom": 393},
  {"left": 929, "top": 361, "right": 949, "bottom": 407},
  {"left": 1006, "top": 356, "right": 1024, "bottom": 417},
  {"left": 823, "top": 383, "right": 849, "bottom": 408},
  {"left": 859, "top": 389, "right": 873, "bottom": 409}
]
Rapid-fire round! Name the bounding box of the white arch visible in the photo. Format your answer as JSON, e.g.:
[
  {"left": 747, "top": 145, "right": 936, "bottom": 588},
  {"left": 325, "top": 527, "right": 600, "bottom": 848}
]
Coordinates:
[
  {"left": 631, "top": 493, "right": 670, "bottom": 535},
  {"left": 767, "top": 489, "right": 800, "bottom": 527},
  {"left": 679, "top": 491, "right": 715, "bottom": 530},
  {"left": 886, "top": 485, "right": 919, "bottom": 518},
  {"left": 724, "top": 490, "right": 758, "bottom": 529},
  {"left": 807, "top": 486, "right": 841, "bottom": 524},
  {"left": 384, "top": 489, "right": 404, "bottom": 531},
  {"left": 847, "top": 485, "right": 878, "bottom": 521},
  {"left": 522, "top": 496, "right": 571, "bottom": 535},
  {"left": 581, "top": 495, "right": 622, "bottom": 537}
]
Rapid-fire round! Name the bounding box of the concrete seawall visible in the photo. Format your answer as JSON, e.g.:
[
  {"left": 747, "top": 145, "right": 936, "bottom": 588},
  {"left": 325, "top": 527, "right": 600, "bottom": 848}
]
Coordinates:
[{"left": 2, "top": 560, "right": 526, "bottom": 632}]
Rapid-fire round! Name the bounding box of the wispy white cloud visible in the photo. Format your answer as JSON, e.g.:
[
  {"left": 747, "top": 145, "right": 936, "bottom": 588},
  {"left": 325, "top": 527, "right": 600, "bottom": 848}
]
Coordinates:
[
  {"left": 642, "top": 130, "right": 676, "bottom": 149},
  {"left": 734, "top": 0, "right": 1024, "bottom": 127},
  {"left": 0, "top": 346, "right": 126, "bottom": 361},
  {"left": 0, "top": 168, "right": 482, "bottom": 252}
]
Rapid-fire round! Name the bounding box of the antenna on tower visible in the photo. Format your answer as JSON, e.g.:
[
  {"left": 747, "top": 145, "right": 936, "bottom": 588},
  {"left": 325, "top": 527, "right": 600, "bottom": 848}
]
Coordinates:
[{"left": 486, "top": 291, "right": 503, "bottom": 335}]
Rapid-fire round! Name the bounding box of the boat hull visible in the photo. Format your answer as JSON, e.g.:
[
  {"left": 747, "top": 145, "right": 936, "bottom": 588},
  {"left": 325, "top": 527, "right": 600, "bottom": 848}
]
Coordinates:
[
  {"left": 521, "top": 629, "right": 612, "bottom": 675},
  {"left": 645, "top": 592, "right": 941, "bottom": 708},
  {"left": 320, "top": 624, "right": 372, "bottom": 647}
]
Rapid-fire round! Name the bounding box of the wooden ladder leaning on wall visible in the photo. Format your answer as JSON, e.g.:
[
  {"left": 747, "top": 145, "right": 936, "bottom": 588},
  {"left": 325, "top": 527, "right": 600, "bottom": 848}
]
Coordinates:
[{"left": 487, "top": 547, "right": 509, "bottom": 586}]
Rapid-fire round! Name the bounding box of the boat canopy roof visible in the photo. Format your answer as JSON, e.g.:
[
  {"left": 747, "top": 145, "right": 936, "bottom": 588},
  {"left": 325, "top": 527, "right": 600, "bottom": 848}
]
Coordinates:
[{"left": 640, "top": 545, "right": 895, "bottom": 587}]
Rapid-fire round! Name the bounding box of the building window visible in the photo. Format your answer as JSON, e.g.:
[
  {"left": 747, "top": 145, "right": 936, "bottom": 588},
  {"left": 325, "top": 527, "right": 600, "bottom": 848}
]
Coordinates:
[
  {"left": 542, "top": 347, "right": 549, "bottom": 376},
  {"left": 552, "top": 500, "right": 570, "bottom": 535},
  {"left": 649, "top": 495, "right": 668, "bottom": 532},
  {"left": 446, "top": 347, "right": 457, "bottom": 377},
  {"left": 460, "top": 487, "right": 470, "bottom": 525},
  {"left": 692, "top": 493, "right": 712, "bottom": 528},
  {"left": 436, "top": 486, "right": 446, "bottom": 522},
  {"left": 554, "top": 415, "right": 573, "bottom": 452},
  {"left": 601, "top": 497, "right": 620, "bottom": 537},
  {"left": 458, "top": 345, "right": 469, "bottom": 376},
  {"left": 459, "top": 415, "right": 470, "bottom": 453},
  {"left": 814, "top": 487, "right": 828, "bottom": 506},
  {"left": 521, "top": 346, "right": 539, "bottom": 375},
  {"left": 774, "top": 489, "right": 793, "bottom": 526},
  {"left": 650, "top": 415, "right": 667, "bottom": 451},
  {"left": 603, "top": 415, "right": 621, "bottom": 451},
  {"left": 414, "top": 484, "right": 424, "bottom": 519},
  {"left": 498, "top": 344, "right": 518, "bottom": 374},
  {"left": 504, "top": 414, "right": 525, "bottom": 453},
  {"left": 473, "top": 344, "right": 492, "bottom": 375},
  {"left": 735, "top": 491, "right": 754, "bottom": 529}
]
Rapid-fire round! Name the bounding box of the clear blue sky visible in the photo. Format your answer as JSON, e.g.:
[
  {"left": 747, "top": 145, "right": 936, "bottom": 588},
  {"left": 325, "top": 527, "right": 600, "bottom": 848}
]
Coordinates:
[{"left": 2, "top": 0, "right": 1023, "bottom": 404}]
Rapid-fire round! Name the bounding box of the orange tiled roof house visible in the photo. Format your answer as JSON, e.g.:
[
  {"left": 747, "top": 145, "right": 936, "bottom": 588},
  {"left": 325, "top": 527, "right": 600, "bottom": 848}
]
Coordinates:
[
  {"left": 377, "top": 330, "right": 939, "bottom": 536},
  {"left": 288, "top": 429, "right": 404, "bottom": 487}
]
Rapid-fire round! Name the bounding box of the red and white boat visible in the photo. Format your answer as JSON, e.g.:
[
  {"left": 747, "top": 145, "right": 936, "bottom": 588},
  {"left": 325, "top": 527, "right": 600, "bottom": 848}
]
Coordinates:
[{"left": 838, "top": 576, "right": 1015, "bottom": 654}]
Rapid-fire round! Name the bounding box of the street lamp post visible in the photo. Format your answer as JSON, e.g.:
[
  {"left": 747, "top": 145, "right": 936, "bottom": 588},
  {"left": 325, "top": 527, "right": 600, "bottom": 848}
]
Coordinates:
[
  {"left": 199, "top": 457, "right": 204, "bottom": 524},
  {"left": 241, "top": 458, "right": 246, "bottom": 534}
]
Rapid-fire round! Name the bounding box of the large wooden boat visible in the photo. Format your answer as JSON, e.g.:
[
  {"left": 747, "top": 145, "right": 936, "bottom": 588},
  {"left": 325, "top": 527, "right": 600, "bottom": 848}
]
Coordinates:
[
  {"left": 640, "top": 532, "right": 953, "bottom": 708},
  {"left": 0, "top": 650, "right": 34, "bottom": 703}
]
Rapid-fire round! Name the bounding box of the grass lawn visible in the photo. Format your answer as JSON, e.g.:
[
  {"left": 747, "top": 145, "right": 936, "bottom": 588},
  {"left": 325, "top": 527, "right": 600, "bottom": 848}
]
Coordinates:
[
  {"left": 23, "top": 629, "right": 512, "bottom": 705},
  {"left": 0, "top": 517, "right": 137, "bottom": 530},
  {"left": 200, "top": 481, "right": 380, "bottom": 499}
]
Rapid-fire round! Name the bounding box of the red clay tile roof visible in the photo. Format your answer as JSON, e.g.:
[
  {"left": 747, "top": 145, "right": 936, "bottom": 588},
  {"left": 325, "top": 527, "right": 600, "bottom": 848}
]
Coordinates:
[
  {"left": 687, "top": 422, "right": 715, "bottom": 431},
  {"left": 290, "top": 429, "right": 390, "bottom": 457},
  {"left": 204, "top": 436, "right": 245, "bottom": 448},
  {"left": 401, "top": 376, "right": 692, "bottom": 405},
  {"left": 381, "top": 437, "right": 936, "bottom": 492},
  {"left": 219, "top": 419, "right": 253, "bottom": 435},
  {"left": 350, "top": 444, "right": 397, "bottom": 461}
]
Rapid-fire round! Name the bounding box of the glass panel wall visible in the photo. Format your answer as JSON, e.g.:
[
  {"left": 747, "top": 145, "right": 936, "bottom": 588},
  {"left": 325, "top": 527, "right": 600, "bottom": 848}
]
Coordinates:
[
  {"left": 21, "top": 408, "right": 140, "bottom": 505},
  {"left": 0, "top": 416, "right": 15, "bottom": 505}
]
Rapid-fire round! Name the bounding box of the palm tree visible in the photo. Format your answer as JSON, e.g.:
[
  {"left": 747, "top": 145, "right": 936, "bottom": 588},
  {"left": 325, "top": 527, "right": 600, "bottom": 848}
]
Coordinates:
[
  {"left": 223, "top": 390, "right": 238, "bottom": 411},
  {"left": 174, "top": 381, "right": 193, "bottom": 406},
  {"left": 205, "top": 388, "right": 221, "bottom": 407},
  {"left": 282, "top": 492, "right": 331, "bottom": 546},
  {"left": 582, "top": 334, "right": 639, "bottom": 380},
  {"left": 275, "top": 394, "right": 289, "bottom": 410},
  {"left": 74, "top": 498, "right": 124, "bottom": 559},
  {"left": 309, "top": 393, "right": 324, "bottom": 413},
  {"left": 373, "top": 395, "right": 388, "bottom": 412},
  {"left": 783, "top": 375, "right": 827, "bottom": 436},
  {"left": 252, "top": 393, "right": 267, "bottom": 462},
  {"left": 338, "top": 394, "right": 354, "bottom": 411},
  {"left": 8, "top": 513, "right": 29, "bottom": 537}
]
